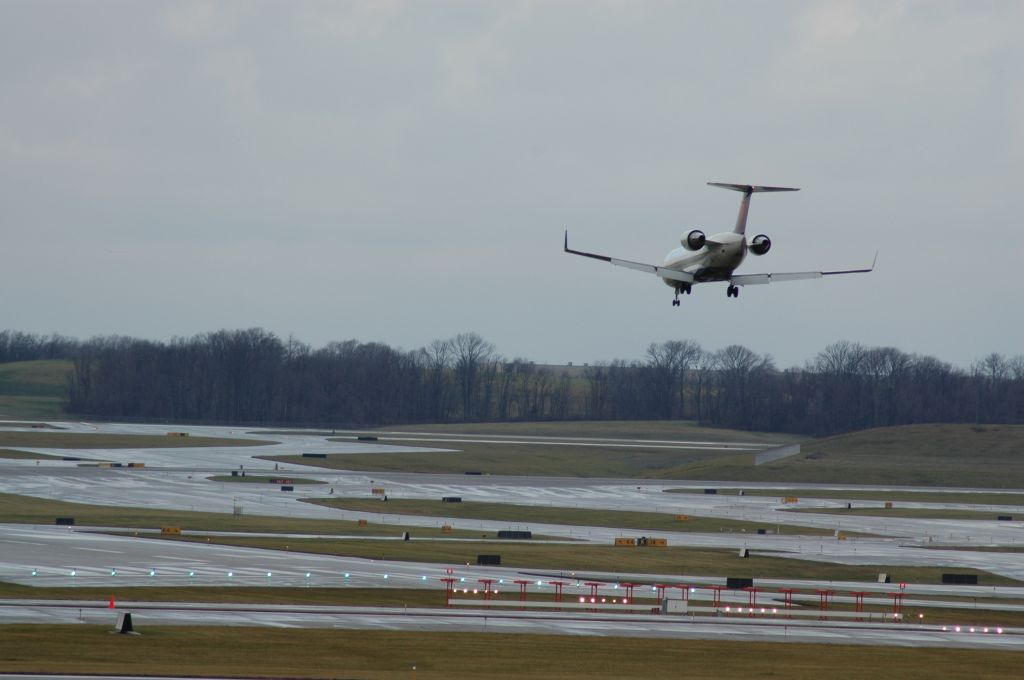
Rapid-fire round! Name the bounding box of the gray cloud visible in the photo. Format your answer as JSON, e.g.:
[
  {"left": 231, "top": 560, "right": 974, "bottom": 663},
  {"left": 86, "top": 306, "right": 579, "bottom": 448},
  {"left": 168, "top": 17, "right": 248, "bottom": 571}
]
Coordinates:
[{"left": 2, "top": 1, "right": 1021, "bottom": 367}]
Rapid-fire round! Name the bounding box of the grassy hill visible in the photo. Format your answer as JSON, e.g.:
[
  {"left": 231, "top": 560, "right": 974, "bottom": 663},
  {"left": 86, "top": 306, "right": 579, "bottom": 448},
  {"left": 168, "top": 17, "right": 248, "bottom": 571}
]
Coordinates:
[
  {"left": 658, "top": 423, "right": 1024, "bottom": 488},
  {"left": 0, "top": 360, "right": 71, "bottom": 420}
]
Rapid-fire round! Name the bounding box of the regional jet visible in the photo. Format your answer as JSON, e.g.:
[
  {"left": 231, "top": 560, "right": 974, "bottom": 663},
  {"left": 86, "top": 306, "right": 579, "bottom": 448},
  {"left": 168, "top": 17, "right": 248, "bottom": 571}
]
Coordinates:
[{"left": 564, "top": 182, "right": 875, "bottom": 306}]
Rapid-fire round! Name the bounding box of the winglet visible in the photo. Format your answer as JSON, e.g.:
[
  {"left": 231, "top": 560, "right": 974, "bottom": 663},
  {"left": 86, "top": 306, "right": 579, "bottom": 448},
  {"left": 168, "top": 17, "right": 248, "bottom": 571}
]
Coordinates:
[
  {"left": 821, "top": 251, "right": 878, "bottom": 277},
  {"left": 564, "top": 230, "right": 569, "bottom": 252}
]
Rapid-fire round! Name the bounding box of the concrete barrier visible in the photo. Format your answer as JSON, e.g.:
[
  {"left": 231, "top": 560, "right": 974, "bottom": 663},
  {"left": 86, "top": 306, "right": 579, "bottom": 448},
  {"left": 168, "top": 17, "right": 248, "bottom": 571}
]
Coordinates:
[{"left": 754, "top": 443, "right": 801, "bottom": 466}]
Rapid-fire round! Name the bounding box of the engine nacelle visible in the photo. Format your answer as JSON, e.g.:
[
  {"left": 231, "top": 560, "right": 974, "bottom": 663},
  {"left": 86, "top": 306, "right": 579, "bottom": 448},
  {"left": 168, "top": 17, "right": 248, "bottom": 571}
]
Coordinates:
[
  {"left": 682, "top": 229, "right": 706, "bottom": 251},
  {"left": 749, "top": 233, "right": 771, "bottom": 256}
]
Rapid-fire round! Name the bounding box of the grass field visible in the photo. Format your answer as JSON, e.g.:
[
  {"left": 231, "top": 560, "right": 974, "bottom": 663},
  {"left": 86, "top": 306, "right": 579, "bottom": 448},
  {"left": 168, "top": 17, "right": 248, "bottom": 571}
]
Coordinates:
[
  {"left": 0, "top": 626, "right": 1020, "bottom": 679},
  {"left": 307, "top": 497, "right": 838, "bottom": 536},
  {"left": 0, "top": 360, "right": 71, "bottom": 419},
  {"left": 679, "top": 424, "right": 1024, "bottom": 488},
  {"left": 261, "top": 423, "right": 1024, "bottom": 488},
  {"left": 0, "top": 430, "right": 274, "bottom": 449},
  {"left": 0, "top": 360, "right": 70, "bottom": 397},
  {"left": 0, "top": 395, "right": 64, "bottom": 419}
]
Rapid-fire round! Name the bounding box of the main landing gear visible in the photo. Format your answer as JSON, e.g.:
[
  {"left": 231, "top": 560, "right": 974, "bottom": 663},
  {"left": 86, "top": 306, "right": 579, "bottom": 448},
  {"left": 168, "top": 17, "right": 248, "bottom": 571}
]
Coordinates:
[
  {"left": 726, "top": 285, "right": 739, "bottom": 298},
  {"left": 672, "top": 283, "right": 693, "bottom": 306}
]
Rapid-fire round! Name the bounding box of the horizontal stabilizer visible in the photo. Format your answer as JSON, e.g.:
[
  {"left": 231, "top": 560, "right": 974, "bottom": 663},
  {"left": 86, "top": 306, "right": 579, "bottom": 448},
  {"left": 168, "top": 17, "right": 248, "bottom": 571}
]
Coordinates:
[{"left": 708, "top": 182, "right": 800, "bottom": 194}]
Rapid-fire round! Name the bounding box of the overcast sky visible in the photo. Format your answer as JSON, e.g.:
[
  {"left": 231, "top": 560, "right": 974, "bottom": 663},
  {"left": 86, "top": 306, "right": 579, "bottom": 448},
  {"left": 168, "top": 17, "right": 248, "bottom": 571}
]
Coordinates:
[{"left": 2, "top": 1, "right": 1022, "bottom": 369}]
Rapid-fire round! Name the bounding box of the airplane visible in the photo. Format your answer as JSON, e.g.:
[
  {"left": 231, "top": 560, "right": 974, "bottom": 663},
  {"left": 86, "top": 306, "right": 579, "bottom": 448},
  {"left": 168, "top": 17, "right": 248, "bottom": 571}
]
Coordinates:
[{"left": 564, "top": 182, "right": 876, "bottom": 306}]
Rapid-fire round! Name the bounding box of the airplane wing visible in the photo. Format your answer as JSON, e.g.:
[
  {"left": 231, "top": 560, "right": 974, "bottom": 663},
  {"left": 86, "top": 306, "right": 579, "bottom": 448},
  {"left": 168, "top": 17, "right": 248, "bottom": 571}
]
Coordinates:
[
  {"left": 731, "top": 253, "right": 878, "bottom": 286},
  {"left": 564, "top": 231, "right": 695, "bottom": 284}
]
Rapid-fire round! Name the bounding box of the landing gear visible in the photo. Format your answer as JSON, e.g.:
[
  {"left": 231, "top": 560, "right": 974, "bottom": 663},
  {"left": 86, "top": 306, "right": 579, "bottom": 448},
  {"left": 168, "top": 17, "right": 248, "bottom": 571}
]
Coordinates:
[
  {"left": 727, "top": 285, "right": 739, "bottom": 298},
  {"left": 672, "top": 283, "right": 692, "bottom": 306}
]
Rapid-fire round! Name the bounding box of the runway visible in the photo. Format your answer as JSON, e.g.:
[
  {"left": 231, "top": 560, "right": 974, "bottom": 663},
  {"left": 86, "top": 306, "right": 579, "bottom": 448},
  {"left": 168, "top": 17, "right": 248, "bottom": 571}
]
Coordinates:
[{"left": 2, "top": 599, "right": 1022, "bottom": 650}]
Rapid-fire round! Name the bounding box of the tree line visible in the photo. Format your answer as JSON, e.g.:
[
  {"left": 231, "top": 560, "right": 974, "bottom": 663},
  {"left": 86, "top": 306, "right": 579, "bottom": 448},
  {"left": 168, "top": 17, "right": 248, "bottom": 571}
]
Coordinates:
[{"left": 3, "top": 329, "right": 1023, "bottom": 436}]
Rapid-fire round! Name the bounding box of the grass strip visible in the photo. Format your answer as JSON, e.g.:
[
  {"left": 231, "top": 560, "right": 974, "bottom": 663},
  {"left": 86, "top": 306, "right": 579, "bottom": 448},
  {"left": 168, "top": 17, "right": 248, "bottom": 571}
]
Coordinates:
[
  {"left": 0, "top": 431, "right": 275, "bottom": 449},
  {"left": 0, "top": 582, "right": 444, "bottom": 607},
  {"left": 667, "top": 488, "right": 1024, "bottom": 505},
  {"left": 0, "top": 626, "right": 1020, "bottom": 679},
  {"left": 368, "top": 419, "right": 798, "bottom": 442},
  {"left": 307, "top": 497, "right": 838, "bottom": 536},
  {"left": 268, "top": 444, "right": 755, "bottom": 479}
]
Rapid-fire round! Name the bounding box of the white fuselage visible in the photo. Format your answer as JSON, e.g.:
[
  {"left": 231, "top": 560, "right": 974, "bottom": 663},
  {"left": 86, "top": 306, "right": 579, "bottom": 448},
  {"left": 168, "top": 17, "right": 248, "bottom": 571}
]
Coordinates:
[{"left": 661, "top": 232, "right": 747, "bottom": 287}]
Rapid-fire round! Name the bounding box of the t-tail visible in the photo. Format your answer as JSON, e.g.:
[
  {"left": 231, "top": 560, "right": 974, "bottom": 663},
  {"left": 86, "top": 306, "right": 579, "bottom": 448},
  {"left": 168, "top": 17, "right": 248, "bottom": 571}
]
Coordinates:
[{"left": 708, "top": 182, "right": 800, "bottom": 235}]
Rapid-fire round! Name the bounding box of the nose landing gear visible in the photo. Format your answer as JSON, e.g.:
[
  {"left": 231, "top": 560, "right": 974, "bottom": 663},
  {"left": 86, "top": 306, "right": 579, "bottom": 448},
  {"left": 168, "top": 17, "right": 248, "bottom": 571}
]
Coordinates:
[
  {"left": 672, "top": 283, "right": 692, "bottom": 306},
  {"left": 727, "top": 285, "right": 739, "bottom": 298}
]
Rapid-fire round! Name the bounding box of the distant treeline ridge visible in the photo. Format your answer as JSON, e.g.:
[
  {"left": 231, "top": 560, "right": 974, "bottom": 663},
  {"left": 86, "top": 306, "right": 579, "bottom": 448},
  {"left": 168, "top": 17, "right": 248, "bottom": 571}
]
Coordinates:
[{"left": 3, "top": 329, "right": 1023, "bottom": 436}]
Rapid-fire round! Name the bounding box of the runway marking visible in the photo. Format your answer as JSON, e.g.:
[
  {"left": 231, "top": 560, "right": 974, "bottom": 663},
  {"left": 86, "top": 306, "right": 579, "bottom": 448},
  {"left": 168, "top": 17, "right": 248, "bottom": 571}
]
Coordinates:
[
  {"left": 73, "top": 547, "right": 120, "bottom": 553},
  {"left": 0, "top": 540, "right": 46, "bottom": 546}
]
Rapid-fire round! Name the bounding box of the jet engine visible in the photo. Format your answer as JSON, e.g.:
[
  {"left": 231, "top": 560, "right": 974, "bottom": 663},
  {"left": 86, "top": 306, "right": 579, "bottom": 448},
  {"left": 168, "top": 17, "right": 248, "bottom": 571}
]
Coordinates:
[
  {"left": 749, "top": 234, "right": 771, "bottom": 255},
  {"left": 682, "top": 229, "right": 706, "bottom": 251}
]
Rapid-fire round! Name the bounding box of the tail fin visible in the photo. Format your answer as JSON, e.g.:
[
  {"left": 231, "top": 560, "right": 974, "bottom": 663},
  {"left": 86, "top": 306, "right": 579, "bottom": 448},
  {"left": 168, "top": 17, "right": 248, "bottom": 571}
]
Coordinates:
[{"left": 708, "top": 182, "right": 800, "bottom": 235}]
